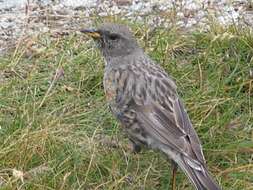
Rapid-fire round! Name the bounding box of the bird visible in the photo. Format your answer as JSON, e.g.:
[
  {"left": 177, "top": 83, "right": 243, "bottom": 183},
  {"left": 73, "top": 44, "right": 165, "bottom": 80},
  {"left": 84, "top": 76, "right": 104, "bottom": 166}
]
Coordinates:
[{"left": 80, "top": 23, "right": 221, "bottom": 190}]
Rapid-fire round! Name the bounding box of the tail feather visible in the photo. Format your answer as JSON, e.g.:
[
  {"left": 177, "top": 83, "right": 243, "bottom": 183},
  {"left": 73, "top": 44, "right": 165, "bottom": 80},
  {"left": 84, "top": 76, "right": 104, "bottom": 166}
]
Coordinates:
[{"left": 178, "top": 155, "right": 221, "bottom": 190}]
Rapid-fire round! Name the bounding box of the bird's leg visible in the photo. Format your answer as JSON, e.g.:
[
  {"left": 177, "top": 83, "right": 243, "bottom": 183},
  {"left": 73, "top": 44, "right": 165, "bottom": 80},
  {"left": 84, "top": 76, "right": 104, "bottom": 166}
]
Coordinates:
[
  {"left": 122, "top": 127, "right": 142, "bottom": 153},
  {"left": 171, "top": 161, "right": 178, "bottom": 190},
  {"left": 129, "top": 139, "right": 141, "bottom": 153}
]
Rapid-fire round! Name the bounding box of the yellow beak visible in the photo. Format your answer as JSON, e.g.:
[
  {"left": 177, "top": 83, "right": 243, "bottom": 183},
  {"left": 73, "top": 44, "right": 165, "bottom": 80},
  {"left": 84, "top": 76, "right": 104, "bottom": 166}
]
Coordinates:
[{"left": 80, "top": 29, "right": 101, "bottom": 39}]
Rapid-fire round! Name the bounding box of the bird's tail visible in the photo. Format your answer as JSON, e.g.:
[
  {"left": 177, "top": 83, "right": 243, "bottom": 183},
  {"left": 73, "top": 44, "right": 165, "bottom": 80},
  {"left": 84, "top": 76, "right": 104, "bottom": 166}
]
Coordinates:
[{"left": 178, "top": 155, "right": 221, "bottom": 190}]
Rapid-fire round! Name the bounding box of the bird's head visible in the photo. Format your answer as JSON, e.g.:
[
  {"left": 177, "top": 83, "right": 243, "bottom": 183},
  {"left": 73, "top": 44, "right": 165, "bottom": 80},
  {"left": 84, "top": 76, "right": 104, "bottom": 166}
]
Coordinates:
[{"left": 80, "top": 23, "right": 140, "bottom": 58}]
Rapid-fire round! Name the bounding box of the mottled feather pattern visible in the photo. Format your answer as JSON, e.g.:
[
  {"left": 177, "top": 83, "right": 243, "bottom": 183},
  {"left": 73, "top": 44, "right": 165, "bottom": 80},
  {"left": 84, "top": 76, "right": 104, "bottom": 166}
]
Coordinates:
[{"left": 104, "top": 55, "right": 203, "bottom": 159}]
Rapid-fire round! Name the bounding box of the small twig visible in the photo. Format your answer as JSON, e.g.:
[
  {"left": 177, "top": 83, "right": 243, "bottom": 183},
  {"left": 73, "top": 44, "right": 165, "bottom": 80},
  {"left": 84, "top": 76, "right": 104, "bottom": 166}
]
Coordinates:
[
  {"left": 143, "top": 159, "right": 154, "bottom": 190},
  {"left": 38, "top": 66, "right": 64, "bottom": 109},
  {"left": 59, "top": 172, "right": 71, "bottom": 190},
  {"left": 218, "top": 164, "right": 253, "bottom": 176},
  {"left": 83, "top": 127, "right": 99, "bottom": 185},
  {"left": 198, "top": 60, "right": 203, "bottom": 89}
]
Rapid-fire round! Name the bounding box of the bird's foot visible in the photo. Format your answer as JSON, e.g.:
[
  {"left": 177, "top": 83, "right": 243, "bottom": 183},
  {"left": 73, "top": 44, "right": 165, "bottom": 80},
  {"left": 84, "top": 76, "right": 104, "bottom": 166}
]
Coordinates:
[{"left": 128, "top": 139, "right": 141, "bottom": 154}]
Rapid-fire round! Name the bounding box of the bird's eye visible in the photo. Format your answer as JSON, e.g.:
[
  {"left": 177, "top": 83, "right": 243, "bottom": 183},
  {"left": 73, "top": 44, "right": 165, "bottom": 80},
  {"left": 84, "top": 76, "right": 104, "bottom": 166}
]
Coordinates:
[{"left": 109, "top": 33, "right": 119, "bottom": 40}]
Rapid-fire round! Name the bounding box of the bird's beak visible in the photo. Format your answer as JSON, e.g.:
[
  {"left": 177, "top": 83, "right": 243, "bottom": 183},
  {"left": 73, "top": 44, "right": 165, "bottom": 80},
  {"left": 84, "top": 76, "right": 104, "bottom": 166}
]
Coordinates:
[{"left": 80, "top": 29, "right": 101, "bottom": 39}]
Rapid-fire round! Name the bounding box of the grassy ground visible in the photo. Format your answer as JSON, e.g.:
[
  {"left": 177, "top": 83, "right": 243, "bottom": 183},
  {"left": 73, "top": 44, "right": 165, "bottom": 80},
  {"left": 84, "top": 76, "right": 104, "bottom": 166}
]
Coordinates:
[{"left": 0, "top": 21, "right": 252, "bottom": 190}]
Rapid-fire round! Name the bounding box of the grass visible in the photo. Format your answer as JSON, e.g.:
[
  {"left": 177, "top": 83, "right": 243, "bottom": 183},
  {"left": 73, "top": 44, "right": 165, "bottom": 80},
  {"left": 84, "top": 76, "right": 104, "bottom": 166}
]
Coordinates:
[{"left": 0, "top": 22, "right": 252, "bottom": 190}]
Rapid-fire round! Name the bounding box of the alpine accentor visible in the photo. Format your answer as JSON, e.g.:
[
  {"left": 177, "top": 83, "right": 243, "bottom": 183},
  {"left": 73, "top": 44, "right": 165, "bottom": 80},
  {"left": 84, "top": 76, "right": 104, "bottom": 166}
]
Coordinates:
[{"left": 81, "top": 23, "right": 221, "bottom": 190}]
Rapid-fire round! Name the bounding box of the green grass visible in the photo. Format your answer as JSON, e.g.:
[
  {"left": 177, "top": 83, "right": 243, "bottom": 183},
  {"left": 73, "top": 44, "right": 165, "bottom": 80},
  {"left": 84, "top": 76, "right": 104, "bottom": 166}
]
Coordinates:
[{"left": 0, "top": 22, "right": 252, "bottom": 190}]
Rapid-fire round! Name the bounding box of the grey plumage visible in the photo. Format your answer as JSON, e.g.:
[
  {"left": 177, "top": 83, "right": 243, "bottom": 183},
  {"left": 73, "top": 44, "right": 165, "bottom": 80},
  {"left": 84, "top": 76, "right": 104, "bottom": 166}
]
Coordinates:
[{"left": 81, "top": 23, "right": 221, "bottom": 190}]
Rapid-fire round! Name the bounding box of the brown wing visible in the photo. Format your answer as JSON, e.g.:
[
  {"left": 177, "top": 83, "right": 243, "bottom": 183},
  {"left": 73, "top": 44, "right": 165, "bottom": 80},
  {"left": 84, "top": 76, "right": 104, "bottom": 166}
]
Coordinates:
[
  {"left": 136, "top": 96, "right": 205, "bottom": 164},
  {"left": 111, "top": 62, "right": 206, "bottom": 165}
]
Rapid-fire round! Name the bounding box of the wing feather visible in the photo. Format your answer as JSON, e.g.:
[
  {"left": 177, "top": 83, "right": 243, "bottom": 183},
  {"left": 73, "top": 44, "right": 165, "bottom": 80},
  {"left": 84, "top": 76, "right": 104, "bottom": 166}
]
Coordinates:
[{"left": 131, "top": 72, "right": 206, "bottom": 164}]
